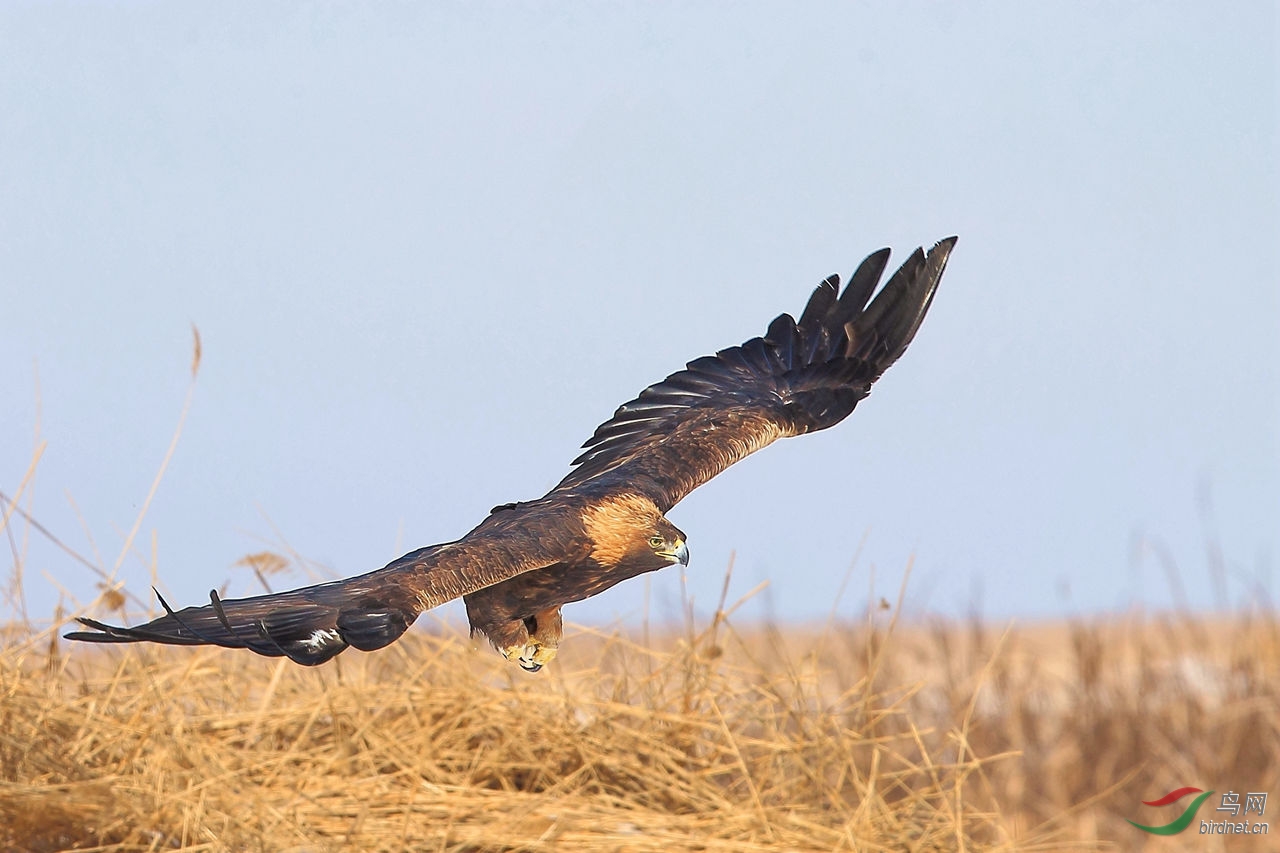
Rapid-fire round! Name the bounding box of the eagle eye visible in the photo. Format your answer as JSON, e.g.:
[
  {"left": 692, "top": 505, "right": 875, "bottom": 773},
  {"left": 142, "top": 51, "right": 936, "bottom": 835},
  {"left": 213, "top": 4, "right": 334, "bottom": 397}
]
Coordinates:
[{"left": 648, "top": 535, "right": 665, "bottom": 549}]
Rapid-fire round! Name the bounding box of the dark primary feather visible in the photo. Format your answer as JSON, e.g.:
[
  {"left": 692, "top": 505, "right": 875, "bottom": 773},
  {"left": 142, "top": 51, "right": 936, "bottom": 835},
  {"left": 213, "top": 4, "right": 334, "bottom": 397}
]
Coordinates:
[
  {"left": 68, "top": 594, "right": 378, "bottom": 666},
  {"left": 65, "top": 570, "right": 423, "bottom": 665},
  {"left": 555, "top": 237, "right": 955, "bottom": 510}
]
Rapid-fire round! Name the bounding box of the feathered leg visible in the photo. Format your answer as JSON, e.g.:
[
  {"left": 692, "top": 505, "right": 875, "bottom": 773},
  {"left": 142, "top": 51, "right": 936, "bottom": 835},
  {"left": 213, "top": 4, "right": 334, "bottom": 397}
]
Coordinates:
[{"left": 464, "top": 593, "right": 562, "bottom": 672}]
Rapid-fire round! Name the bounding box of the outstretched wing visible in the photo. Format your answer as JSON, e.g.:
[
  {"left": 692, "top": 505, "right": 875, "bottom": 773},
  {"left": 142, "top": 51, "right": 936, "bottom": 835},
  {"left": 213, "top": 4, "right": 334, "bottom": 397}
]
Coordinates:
[
  {"left": 555, "top": 237, "right": 956, "bottom": 512},
  {"left": 65, "top": 516, "right": 569, "bottom": 664}
]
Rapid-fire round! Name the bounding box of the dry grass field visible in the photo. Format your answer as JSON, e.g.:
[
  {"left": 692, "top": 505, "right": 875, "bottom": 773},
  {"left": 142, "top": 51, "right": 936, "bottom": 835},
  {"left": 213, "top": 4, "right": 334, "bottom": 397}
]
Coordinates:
[{"left": 2, "top": 576, "right": 1276, "bottom": 852}]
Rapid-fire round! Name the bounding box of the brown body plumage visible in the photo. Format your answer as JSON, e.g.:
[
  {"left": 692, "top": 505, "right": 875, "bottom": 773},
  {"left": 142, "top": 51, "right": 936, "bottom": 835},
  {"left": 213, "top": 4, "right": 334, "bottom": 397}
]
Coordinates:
[{"left": 67, "top": 238, "right": 956, "bottom": 671}]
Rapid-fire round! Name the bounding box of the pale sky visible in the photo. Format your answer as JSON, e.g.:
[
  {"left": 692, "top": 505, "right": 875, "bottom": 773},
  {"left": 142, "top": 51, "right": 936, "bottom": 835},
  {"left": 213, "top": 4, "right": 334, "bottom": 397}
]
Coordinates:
[{"left": 2, "top": 3, "right": 1276, "bottom": 634}]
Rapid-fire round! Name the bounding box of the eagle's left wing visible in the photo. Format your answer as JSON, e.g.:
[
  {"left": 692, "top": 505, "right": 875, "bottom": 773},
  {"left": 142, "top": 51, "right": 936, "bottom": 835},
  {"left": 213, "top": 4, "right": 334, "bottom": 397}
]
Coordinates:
[
  {"left": 554, "top": 238, "right": 955, "bottom": 512},
  {"left": 64, "top": 514, "right": 573, "bottom": 664}
]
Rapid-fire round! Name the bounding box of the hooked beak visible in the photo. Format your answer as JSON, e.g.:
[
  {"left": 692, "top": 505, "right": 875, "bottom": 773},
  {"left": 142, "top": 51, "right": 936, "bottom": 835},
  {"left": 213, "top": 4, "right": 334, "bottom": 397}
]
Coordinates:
[{"left": 664, "top": 539, "right": 690, "bottom": 567}]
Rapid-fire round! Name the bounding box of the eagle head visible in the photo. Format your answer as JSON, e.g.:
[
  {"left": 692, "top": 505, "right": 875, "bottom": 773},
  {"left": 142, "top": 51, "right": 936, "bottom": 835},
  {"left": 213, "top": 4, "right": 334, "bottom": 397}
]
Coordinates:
[
  {"left": 645, "top": 521, "right": 690, "bottom": 568},
  {"left": 582, "top": 494, "right": 689, "bottom": 571}
]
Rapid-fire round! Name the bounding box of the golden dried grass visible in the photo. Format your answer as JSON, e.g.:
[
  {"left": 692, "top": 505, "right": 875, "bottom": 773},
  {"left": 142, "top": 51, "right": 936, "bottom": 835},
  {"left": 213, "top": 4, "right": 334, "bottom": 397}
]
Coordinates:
[
  {"left": 3, "top": 590, "right": 1277, "bottom": 852},
  {"left": 2, "top": 597, "right": 996, "bottom": 852}
]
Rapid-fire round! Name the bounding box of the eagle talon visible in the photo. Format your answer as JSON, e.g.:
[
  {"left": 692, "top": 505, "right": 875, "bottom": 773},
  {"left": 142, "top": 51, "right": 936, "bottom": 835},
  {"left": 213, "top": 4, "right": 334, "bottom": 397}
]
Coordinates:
[{"left": 502, "top": 639, "right": 558, "bottom": 673}]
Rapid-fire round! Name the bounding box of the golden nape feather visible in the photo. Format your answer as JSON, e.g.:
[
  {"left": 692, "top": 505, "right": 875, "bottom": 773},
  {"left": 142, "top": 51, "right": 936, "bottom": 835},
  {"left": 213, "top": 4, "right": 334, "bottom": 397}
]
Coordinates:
[{"left": 68, "top": 238, "right": 956, "bottom": 670}]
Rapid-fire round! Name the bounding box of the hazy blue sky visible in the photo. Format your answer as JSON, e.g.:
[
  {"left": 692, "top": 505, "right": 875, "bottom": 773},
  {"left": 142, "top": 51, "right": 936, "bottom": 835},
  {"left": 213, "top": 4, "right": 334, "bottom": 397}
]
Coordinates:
[{"left": 2, "top": 3, "right": 1276, "bottom": 634}]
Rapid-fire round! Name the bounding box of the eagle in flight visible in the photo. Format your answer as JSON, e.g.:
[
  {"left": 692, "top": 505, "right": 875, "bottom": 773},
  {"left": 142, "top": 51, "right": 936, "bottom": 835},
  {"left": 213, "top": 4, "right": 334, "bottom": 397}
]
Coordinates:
[{"left": 68, "top": 238, "right": 956, "bottom": 671}]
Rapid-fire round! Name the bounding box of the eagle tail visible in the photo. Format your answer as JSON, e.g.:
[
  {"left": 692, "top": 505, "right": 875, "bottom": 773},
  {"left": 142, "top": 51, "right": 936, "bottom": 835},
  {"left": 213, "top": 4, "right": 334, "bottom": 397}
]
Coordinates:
[{"left": 65, "top": 576, "right": 418, "bottom": 666}]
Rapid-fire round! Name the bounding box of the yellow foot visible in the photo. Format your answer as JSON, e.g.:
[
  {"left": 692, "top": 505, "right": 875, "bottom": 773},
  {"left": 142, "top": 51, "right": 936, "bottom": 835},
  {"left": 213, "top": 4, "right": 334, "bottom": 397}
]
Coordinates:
[{"left": 501, "top": 640, "right": 559, "bottom": 672}]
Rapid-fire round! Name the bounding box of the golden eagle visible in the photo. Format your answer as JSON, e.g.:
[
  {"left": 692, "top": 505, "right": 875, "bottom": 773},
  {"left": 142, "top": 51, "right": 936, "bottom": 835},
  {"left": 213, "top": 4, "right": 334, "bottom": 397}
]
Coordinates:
[{"left": 67, "top": 238, "right": 956, "bottom": 671}]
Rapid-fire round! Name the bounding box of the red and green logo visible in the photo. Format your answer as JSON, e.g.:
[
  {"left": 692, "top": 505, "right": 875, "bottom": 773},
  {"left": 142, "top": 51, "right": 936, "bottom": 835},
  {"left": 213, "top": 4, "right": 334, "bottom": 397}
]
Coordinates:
[{"left": 1128, "top": 787, "right": 1215, "bottom": 835}]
